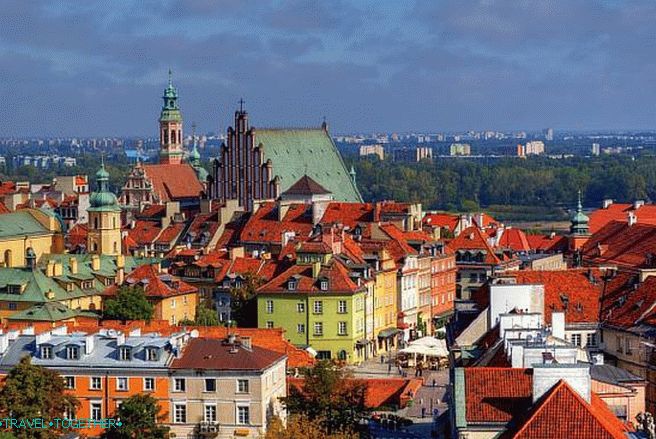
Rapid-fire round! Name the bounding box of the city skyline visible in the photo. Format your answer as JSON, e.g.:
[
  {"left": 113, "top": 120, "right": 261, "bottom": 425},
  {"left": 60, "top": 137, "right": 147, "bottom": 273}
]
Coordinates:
[{"left": 2, "top": 1, "right": 656, "bottom": 136}]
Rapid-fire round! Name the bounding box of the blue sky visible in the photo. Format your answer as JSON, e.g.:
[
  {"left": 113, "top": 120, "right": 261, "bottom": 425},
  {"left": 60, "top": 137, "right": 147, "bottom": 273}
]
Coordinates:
[{"left": 1, "top": 0, "right": 656, "bottom": 136}]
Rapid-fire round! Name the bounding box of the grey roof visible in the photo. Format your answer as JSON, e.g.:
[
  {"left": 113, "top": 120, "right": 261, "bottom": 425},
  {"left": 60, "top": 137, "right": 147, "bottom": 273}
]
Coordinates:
[
  {"left": 0, "top": 332, "right": 179, "bottom": 370},
  {"left": 591, "top": 364, "right": 643, "bottom": 386}
]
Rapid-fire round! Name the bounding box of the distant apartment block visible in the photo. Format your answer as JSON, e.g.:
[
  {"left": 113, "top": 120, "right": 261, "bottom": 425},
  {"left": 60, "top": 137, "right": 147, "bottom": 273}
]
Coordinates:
[
  {"left": 12, "top": 155, "right": 76, "bottom": 168},
  {"left": 544, "top": 127, "right": 554, "bottom": 141},
  {"left": 591, "top": 143, "right": 601, "bottom": 156},
  {"left": 359, "top": 144, "right": 385, "bottom": 160},
  {"left": 517, "top": 140, "right": 545, "bottom": 157},
  {"left": 450, "top": 143, "right": 471, "bottom": 156},
  {"left": 392, "top": 146, "right": 432, "bottom": 162}
]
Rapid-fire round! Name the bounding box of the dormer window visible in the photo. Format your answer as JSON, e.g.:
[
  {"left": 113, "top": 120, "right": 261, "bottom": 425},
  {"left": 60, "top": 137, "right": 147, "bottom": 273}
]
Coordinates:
[
  {"left": 119, "top": 346, "right": 132, "bottom": 361},
  {"left": 288, "top": 279, "right": 297, "bottom": 291},
  {"left": 66, "top": 345, "right": 80, "bottom": 360},
  {"left": 81, "top": 280, "right": 94, "bottom": 290},
  {"left": 320, "top": 280, "right": 328, "bottom": 291},
  {"left": 146, "top": 347, "right": 159, "bottom": 362},
  {"left": 40, "top": 345, "right": 53, "bottom": 359}
]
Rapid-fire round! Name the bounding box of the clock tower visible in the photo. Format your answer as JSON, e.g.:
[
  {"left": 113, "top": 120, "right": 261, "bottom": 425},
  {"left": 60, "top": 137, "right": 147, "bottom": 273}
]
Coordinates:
[{"left": 159, "top": 70, "right": 183, "bottom": 165}]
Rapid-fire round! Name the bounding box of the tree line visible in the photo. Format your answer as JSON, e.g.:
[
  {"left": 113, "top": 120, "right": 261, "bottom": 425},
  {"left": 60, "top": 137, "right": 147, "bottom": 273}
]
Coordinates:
[{"left": 348, "top": 154, "right": 656, "bottom": 211}]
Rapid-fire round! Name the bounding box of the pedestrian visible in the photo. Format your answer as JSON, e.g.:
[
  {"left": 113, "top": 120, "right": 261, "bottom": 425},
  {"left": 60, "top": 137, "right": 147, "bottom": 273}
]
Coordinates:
[
  {"left": 380, "top": 354, "right": 385, "bottom": 364},
  {"left": 388, "top": 362, "right": 392, "bottom": 374},
  {"left": 432, "top": 378, "right": 436, "bottom": 387},
  {"left": 422, "top": 407, "right": 426, "bottom": 418}
]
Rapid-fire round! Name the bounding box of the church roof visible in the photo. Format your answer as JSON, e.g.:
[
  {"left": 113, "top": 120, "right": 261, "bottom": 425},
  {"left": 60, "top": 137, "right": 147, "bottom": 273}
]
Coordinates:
[
  {"left": 254, "top": 128, "right": 361, "bottom": 202},
  {"left": 282, "top": 175, "right": 331, "bottom": 196},
  {"left": 143, "top": 164, "right": 203, "bottom": 202}
]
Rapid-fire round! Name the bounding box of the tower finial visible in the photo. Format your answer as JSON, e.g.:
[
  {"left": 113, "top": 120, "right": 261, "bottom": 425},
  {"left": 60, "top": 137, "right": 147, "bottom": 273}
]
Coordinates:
[
  {"left": 101, "top": 153, "right": 105, "bottom": 169},
  {"left": 168, "top": 68, "right": 172, "bottom": 86},
  {"left": 577, "top": 189, "right": 582, "bottom": 212},
  {"left": 239, "top": 98, "right": 245, "bottom": 112}
]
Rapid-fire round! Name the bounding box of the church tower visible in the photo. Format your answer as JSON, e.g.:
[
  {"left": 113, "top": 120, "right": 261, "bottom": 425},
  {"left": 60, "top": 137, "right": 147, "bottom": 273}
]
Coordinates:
[
  {"left": 569, "top": 190, "right": 590, "bottom": 252},
  {"left": 159, "top": 70, "right": 183, "bottom": 164},
  {"left": 87, "top": 161, "right": 122, "bottom": 255}
]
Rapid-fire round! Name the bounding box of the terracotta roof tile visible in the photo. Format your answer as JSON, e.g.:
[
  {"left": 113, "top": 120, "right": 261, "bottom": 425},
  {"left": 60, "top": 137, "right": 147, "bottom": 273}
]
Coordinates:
[
  {"left": 581, "top": 221, "right": 656, "bottom": 269},
  {"left": 320, "top": 202, "right": 374, "bottom": 229},
  {"left": 497, "top": 228, "right": 531, "bottom": 252},
  {"left": 258, "top": 259, "right": 363, "bottom": 294},
  {"left": 422, "top": 213, "right": 460, "bottom": 231},
  {"left": 448, "top": 226, "right": 502, "bottom": 265},
  {"left": 589, "top": 203, "right": 656, "bottom": 233},
  {"left": 105, "top": 264, "right": 197, "bottom": 298},
  {"left": 170, "top": 337, "right": 285, "bottom": 370},
  {"left": 142, "top": 164, "right": 203, "bottom": 202},
  {"left": 464, "top": 368, "right": 533, "bottom": 423},
  {"left": 240, "top": 202, "right": 314, "bottom": 244}
]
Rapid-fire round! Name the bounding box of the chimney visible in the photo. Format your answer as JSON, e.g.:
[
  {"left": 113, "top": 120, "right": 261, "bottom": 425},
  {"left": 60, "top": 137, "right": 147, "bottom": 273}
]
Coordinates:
[
  {"left": 46, "top": 290, "right": 55, "bottom": 300},
  {"left": 85, "top": 334, "right": 95, "bottom": 355},
  {"left": 532, "top": 364, "right": 590, "bottom": 403},
  {"left": 69, "top": 257, "right": 78, "bottom": 275},
  {"left": 200, "top": 198, "right": 212, "bottom": 214},
  {"left": 116, "top": 254, "right": 125, "bottom": 269},
  {"left": 278, "top": 202, "right": 291, "bottom": 222},
  {"left": 53, "top": 262, "right": 63, "bottom": 277},
  {"left": 46, "top": 260, "right": 56, "bottom": 277},
  {"left": 229, "top": 247, "right": 245, "bottom": 261},
  {"left": 116, "top": 267, "right": 125, "bottom": 285},
  {"left": 312, "top": 261, "right": 322, "bottom": 279},
  {"left": 241, "top": 336, "right": 252, "bottom": 350},
  {"left": 603, "top": 199, "right": 613, "bottom": 209},
  {"left": 634, "top": 200, "right": 645, "bottom": 210},
  {"left": 0, "top": 334, "right": 9, "bottom": 355},
  {"left": 91, "top": 255, "right": 100, "bottom": 271},
  {"left": 551, "top": 312, "right": 565, "bottom": 340},
  {"left": 628, "top": 211, "right": 637, "bottom": 226},
  {"left": 154, "top": 262, "right": 162, "bottom": 274}
]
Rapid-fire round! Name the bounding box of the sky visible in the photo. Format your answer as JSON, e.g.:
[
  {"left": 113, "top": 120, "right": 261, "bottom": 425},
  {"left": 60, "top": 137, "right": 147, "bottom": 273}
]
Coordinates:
[{"left": 1, "top": 0, "right": 656, "bottom": 136}]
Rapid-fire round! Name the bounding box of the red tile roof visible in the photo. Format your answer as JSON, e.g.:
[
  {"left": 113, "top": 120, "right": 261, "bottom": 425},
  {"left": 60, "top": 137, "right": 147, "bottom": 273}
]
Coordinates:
[
  {"left": 501, "top": 380, "right": 628, "bottom": 439},
  {"left": 448, "top": 226, "right": 502, "bottom": 265},
  {"left": 601, "top": 272, "right": 656, "bottom": 329},
  {"left": 258, "top": 259, "right": 363, "bottom": 295},
  {"left": 105, "top": 264, "right": 197, "bottom": 298},
  {"left": 589, "top": 202, "right": 656, "bottom": 233},
  {"left": 170, "top": 337, "right": 285, "bottom": 370},
  {"left": 0, "top": 201, "right": 9, "bottom": 214},
  {"left": 464, "top": 368, "right": 533, "bottom": 423},
  {"left": 320, "top": 202, "right": 374, "bottom": 229},
  {"left": 240, "top": 202, "right": 314, "bottom": 244},
  {"left": 283, "top": 175, "right": 331, "bottom": 195},
  {"left": 507, "top": 270, "right": 603, "bottom": 325},
  {"left": 0, "top": 181, "right": 17, "bottom": 196},
  {"left": 155, "top": 223, "right": 185, "bottom": 244},
  {"left": 125, "top": 220, "right": 162, "bottom": 245},
  {"left": 526, "top": 233, "right": 567, "bottom": 252},
  {"left": 581, "top": 221, "right": 656, "bottom": 269},
  {"left": 497, "top": 228, "right": 531, "bottom": 252},
  {"left": 66, "top": 223, "right": 88, "bottom": 248},
  {"left": 138, "top": 204, "right": 166, "bottom": 218},
  {"left": 143, "top": 164, "right": 203, "bottom": 202},
  {"left": 422, "top": 213, "right": 460, "bottom": 231}
]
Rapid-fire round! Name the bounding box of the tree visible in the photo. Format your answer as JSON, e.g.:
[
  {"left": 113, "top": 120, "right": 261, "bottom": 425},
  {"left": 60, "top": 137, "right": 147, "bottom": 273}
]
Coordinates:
[
  {"left": 0, "top": 357, "right": 78, "bottom": 439},
  {"left": 230, "top": 273, "right": 264, "bottom": 327},
  {"left": 178, "top": 300, "right": 219, "bottom": 326},
  {"left": 282, "top": 361, "right": 368, "bottom": 435},
  {"left": 264, "top": 415, "right": 359, "bottom": 439},
  {"left": 102, "top": 393, "right": 169, "bottom": 439},
  {"left": 103, "top": 286, "right": 154, "bottom": 321}
]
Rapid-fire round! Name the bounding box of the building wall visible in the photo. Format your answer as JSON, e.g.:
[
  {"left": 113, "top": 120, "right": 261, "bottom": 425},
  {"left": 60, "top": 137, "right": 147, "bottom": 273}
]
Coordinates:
[
  {"left": 431, "top": 254, "right": 457, "bottom": 322},
  {"left": 87, "top": 210, "right": 121, "bottom": 256},
  {"left": 155, "top": 292, "right": 198, "bottom": 325},
  {"left": 0, "top": 234, "right": 56, "bottom": 268},
  {"left": 592, "top": 379, "right": 645, "bottom": 424},
  {"left": 373, "top": 268, "right": 398, "bottom": 352}
]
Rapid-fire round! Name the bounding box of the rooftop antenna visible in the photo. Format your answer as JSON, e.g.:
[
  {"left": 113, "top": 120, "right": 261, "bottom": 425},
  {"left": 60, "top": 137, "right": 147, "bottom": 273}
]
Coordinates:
[{"left": 239, "top": 98, "right": 245, "bottom": 112}]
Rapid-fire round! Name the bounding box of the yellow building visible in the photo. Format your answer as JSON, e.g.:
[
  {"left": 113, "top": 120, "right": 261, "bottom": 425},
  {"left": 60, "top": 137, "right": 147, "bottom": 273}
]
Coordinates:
[
  {"left": 0, "top": 209, "right": 63, "bottom": 268},
  {"left": 87, "top": 162, "right": 122, "bottom": 255},
  {"left": 371, "top": 248, "right": 401, "bottom": 353}
]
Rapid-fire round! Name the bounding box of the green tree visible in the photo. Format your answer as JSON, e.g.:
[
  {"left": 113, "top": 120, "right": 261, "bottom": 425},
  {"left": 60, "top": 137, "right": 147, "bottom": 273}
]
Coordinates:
[
  {"left": 101, "top": 393, "right": 169, "bottom": 439},
  {"left": 230, "top": 273, "right": 264, "bottom": 327},
  {"left": 282, "top": 361, "right": 368, "bottom": 435},
  {"left": 194, "top": 300, "right": 219, "bottom": 326},
  {"left": 0, "top": 357, "right": 78, "bottom": 439},
  {"left": 264, "top": 415, "right": 359, "bottom": 439},
  {"left": 103, "top": 286, "right": 154, "bottom": 321}
]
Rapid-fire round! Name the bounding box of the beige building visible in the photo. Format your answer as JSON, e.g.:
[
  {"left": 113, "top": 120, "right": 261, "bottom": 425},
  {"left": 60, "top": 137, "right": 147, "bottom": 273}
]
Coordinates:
[
  {"left": 87, "top": 163, "right": 122, "bottom": 255},
  {"left": 359, "top": 144, "right": 385, "bottom": 160},
  {"left": 169, "top": 336, "right": 287, "bottom": 439},
  {"left": 0, "top": 209, "right": 63, "bottom": 268}
]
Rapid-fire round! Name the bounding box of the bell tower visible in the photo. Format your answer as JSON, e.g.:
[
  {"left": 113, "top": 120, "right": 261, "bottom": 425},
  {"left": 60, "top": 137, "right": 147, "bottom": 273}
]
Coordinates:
[
  {"left": 159, "top": 69, "right": 183, "bottom": 164},
  {"left": 87, "top": 160, "right": 122, "bottom": 255}
]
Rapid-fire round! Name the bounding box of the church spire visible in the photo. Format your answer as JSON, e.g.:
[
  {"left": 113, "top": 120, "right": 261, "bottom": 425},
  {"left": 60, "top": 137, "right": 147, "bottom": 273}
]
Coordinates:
[
  {"left": 570, "top": 190, "right": 589, "bottom": 236},
  {"left": 159, "top": 70, "right": 183, "bottom": 164}
]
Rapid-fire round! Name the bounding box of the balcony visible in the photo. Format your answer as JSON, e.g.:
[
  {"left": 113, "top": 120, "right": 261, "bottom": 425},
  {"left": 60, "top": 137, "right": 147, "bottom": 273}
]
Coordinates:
[{"left": 196, "top": 421, "right": 219, "bottom": 438}]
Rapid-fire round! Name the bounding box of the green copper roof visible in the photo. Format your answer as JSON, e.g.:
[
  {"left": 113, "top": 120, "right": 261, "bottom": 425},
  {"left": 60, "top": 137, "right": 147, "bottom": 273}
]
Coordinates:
[
  {"left": 570, "top": 191, "right": 589, "bottom": 235},
  {"left": 7, "top": 302, "right": 99, "bottom": 322},
  {"left": 0, "top": 211, "right": 50, "bottom": 239},
  {"left": 255, "top": 128, "right": 362, "bottom": 202},
  {"left": 160, "top": 69, "right": 182, "bottom": 122},
  {"left": 89, "top": 163, "right": 121, "bottom": 212}
]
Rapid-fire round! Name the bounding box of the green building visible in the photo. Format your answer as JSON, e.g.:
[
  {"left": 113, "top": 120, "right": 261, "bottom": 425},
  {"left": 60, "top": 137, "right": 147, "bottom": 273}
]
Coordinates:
[{"left": 257, "top": 251, "right": 367, "bottom": 364}]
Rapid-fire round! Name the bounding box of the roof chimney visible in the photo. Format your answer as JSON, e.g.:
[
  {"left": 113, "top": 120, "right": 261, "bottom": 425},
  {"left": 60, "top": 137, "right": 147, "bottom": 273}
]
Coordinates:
[
  {"left": 91, "top": 255, "right": 100, "bottom": 271},
  {"left": 603, "top": 199, "right": 613, "bottom": 209},
  {"left": 634, "top": 200, "right": 645, "bottom": 210},
  {"left": 69, "top": 257, "right": 78, "bottom": 275},
  {"left": 312, "top": 261, "right": 322, "bottom": 279},
  {"left": 628, "top": 211, "right": 637, "bottom": 226}
]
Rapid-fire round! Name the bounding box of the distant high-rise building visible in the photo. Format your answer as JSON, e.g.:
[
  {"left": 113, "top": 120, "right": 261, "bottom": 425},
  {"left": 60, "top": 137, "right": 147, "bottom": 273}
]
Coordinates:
[
  {"left": 591, "top": 143, "right": 601, "bottom": 156},
  {"left": 359, "top": 144, "right": 385, "bottom": 160},
  {"left": 524, "top": 140, "right": 545, "bottom": 155},
  {"left": 544, "top": 128, "right": 554, "bottom": 141},
  {"left": 450, "top": 143, "right": 471, "bottom": 156}
]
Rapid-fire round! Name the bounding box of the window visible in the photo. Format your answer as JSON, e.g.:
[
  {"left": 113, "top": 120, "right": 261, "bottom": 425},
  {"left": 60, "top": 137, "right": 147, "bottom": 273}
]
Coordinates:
[
  {"left": 63, "top": 404, "right": 75, "bottom": 420},
  {"left": 266, "top": 300, "right": 274, "bottom": 314},
  {"left": 237, "top": 405, "right": 250, "bottom": 425},
  {"left": 338, "top": 321, "right": 347, "bottom": 336},
  {"left": 204, "top": 404, "right": 217, "bottom": 423},
  {"left": 314, "top": 322, "right": 323, "bottom": 336},
  {"left": 64, "top": 376, "right": 75, "bottom": 389},
  {"left": 41, "top": 345, "right": 53, "bottom": 359},
  {"left": 66, "top": 346, "right": 80, "bottom": 360},
  {"left": 237, "top": 379, "right": 249, "bottom": 393},
  {"left": 174, "top": 403, "right": 187, "bottom": 423},
  {"left": 297, "top": 324, "right": 305, "bottom": 334},
  {"left": 313, "top": 300, "right": 323, "bottom": 314},
  {"left": 117, "top": 377, "right": 128, "bottom": 391},
  {"left": 266, "top": 321, "right": 274, "bottom": 329},
  {"left": 91, "top": 402, "right": 102, "bottom": 421},
  {"left": 570, "top": 333, "right": 582, "bottom": 347},
  {"left": 586, "top": 333, "right": 597, "bottom": 347},
  {"left": 8, "top": 303, "right": 16, "bottom": 311},
  {"left": 143, "top": 377, "right": 155, "bottom": 392},
  {"left": 146, "top": 348, "right": 158, "bottom": 361},
  {"left": 90, "top": 377, "right": 101, "bottom": 390},
  {"left": 338, "top": 300, "right": 347, "bottom": 314},
  {"left": 119, "top": 347, "right": 131, "bottom": 361},
  {"left": 296, "top": 302, "right": 305, "bottom": 313},
  {"left": 626, "top": 338, "right": 633, "bottom": 355},
  {"left": 320, "top": 280, "right": 328, "bottom": 291},
  {"left": 174, "top": 378, "right": 186, "bottom": 392},
  {"left": 205, "top": 379, "right": 216, "bottom": 392},
  {"left": 171, "top": 298, "right": 176, "bottom": 308},
  {"left": 288, "top": 279, "right": 297, "bottom": 290}
]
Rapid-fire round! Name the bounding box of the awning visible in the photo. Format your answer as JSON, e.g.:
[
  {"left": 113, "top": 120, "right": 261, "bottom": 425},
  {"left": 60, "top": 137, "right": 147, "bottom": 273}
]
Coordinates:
[
  {"left": 377, "top": 328, "right": 402, "bottom": 339},
  {"left": 356, "top": 339, "right": 372, "bottom": 347}
]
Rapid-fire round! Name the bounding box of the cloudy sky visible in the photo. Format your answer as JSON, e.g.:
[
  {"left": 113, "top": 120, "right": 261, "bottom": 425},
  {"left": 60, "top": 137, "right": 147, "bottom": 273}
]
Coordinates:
[{"left": 1, "top": 0, "right": 656, "bottom": 136}]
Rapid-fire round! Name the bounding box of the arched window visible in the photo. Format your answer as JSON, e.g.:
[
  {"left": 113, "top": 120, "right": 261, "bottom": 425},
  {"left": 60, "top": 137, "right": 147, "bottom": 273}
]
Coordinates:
[
  {"left": 113, "top": 242, "right": 118, "bottom": 253},
  {"left": 113, "top": 217, "right": 117, "bottom": 229},
  {"left": 178, "top": 130, "right": 182, "bottom": 144},
  {"left": 170, "top": 130, "right": 176, "bottom": 144},
  {"left": 93, "top": 243, "right": 98, "bottom": 252},
  {"left": 164, "top": 130, "right": 169, "bottom": 144},
  {"left": 338, "top": 350, "right": 347, "bottom": 361},
  {"left": 94, "top": 217, "right": 99, "bottom": 229},
  {"left": 4, "top": 250, "right": 11, "bottom": 268}
]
